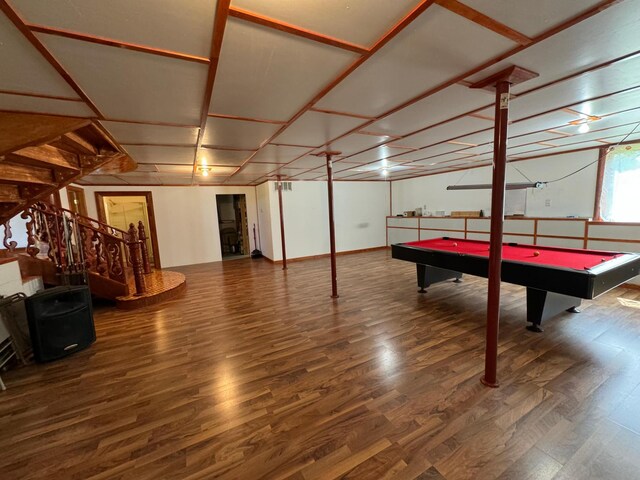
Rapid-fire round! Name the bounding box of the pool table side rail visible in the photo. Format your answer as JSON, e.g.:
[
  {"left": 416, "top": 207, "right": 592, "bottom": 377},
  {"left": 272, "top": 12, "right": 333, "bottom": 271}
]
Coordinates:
[{"left": 391, "top": 243, "right": 640, "bottom": 300}]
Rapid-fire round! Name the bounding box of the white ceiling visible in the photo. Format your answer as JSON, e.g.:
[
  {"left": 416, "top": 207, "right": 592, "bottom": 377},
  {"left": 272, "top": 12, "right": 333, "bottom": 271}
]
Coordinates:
[{"left": 2, "top": 0, "right": 639, "bottom": 186}]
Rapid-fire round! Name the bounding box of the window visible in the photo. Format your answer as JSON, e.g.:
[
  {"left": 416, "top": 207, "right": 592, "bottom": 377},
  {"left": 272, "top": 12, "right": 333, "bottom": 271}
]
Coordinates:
[{"left": 597, "top": 143, "right": 640, "bottom": 222}]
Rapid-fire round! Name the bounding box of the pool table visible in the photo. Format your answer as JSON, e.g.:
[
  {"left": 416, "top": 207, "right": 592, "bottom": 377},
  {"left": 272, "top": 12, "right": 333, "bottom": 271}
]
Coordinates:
[{"left": 392, "top": 237, "right": 640, "bottom": 331}]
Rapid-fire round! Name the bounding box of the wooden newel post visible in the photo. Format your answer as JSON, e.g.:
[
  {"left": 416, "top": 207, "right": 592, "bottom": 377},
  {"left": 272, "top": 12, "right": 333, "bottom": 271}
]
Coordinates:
[
  {"left": 470, "top": 66, "right": 539, "bottom": 388},
  {"left": 127, "top": 223, "right": 146, "bottom": 296},
  {"left": 137, "top": 221, "right": 152, "bottom": 274}
]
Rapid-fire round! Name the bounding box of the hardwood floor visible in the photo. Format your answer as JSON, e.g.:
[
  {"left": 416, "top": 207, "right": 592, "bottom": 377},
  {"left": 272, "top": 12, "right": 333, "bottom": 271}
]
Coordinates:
[{"left": 1, "top": 249, "right": 640, "bottom": 479}]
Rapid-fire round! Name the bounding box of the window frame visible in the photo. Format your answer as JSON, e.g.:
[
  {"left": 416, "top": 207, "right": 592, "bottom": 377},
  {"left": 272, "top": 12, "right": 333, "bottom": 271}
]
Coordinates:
[{"left": 593, "top": 142, "right": 640, "bottom": 222}]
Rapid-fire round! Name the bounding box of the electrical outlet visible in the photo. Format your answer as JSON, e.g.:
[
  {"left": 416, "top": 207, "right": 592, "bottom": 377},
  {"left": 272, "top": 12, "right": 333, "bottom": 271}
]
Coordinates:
[{"left": 545, "top": 199, "right": 552, "bottom": 207}]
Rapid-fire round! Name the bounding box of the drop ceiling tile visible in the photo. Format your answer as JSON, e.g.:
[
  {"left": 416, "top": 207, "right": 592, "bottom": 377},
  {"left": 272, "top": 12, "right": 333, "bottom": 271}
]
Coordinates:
[
  {"left": 250, "top": 144, "right": 311, "bottom": 163},
  {"left": 286, "top": 155, "right": 327, "bottom": 170},
  {"left": 0, "top": 93, "right": 94, "bottom": 117},
  {"left": 240, "top": 163, "right": 281, "bottom": 174},
  {"left": 368, "top": 84, "right": 494, "bottom": 136},
  {"left": 325, "top": 133, "right": 393, "bottom": 156},
  {"left": 124, "top": 146, "right": 196, "bottom": 164},
  {"left": 210, "top": 18, "right": 357, "bottom": 121},
  {"left": 38, "top": 33, "right": 208, "bottom": 124},
  {"left": 202, "top": 117, "right": 281, "bottom": 149},
  {"left": 511, "top": 56, "right": 640, "bottom": 122},
  {"left": 117, "top": 172, "right": 163, "bottom": 185},
  {"left": 154, "top": 165, "right": 194, "bottom": 174},
  {"left": 79, "top": 175, "right": 126, "bottom": 184},
  {"left": 160, "top": 175, "right": 193, "bottom": 185},
  {"left": 459, "top": 0, "right": 602, "bottom": 38},
  {"left": 100, "top": 121, "right": 199, "bottom": 145},
  {"left": 271, "top": 167, "right": 308, "bottom": 177},
  {"left": 573, "top": 87, "right": 640, "bottom": 118},
  {"left": 555, "top": 109, "right": 640, "bottom": 136},
  {"left": 290, "top": 171, "right": 324, "bottom": 180},
  {"left": 231, "top": 0, "right": 423, "bottom": 47},
  {"left": 508, "top": 131, "right": 566, "bottom": 148},
  {"left": 347, "top": 146, "right": 396, "bottom": 164},
  {"left": 398, "top": 116, "right": 490, "bottom": 149},
  {"left": 131, "top": 164, "right": 158, "bottom": 172},
  {"left": 224, "top": 174, "right": 263, "bottom": 184},
  {"left": 465, "top": 1, "right": 640, "bottom": 94},
  {"left": 508, "top": 111, "right": 579, "bottom": 137},
  {"left": 316, "top": 5, "right": 515, "bottom": 116},
  {"left": 198, "top": 147, "right": 254, "bottom": 166},
  {"left": 0, "top": 12, "right": 79, "bottom": 97},
  {"left": 274, "top": 111, "right": 364, "bottom": 147},
  {"left": 13, "top": 0, "right": 218, "bottom": 58}
]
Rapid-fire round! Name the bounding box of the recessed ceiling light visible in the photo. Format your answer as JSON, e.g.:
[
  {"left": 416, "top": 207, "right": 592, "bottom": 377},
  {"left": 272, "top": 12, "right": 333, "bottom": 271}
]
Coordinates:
[{"left": 578, "top": 123, "right": 590, "bottom": 134}]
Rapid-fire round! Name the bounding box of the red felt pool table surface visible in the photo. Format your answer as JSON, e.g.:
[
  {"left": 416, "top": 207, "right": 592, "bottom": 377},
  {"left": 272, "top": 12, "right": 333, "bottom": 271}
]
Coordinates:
[{"left": 404, "top": 238, "right": 621, "bottom": 271}]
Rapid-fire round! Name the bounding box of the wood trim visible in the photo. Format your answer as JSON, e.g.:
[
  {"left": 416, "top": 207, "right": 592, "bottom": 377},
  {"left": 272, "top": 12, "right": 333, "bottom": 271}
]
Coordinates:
[
  {"left": 228, "top": 6, "right": 369, "bottom": 55},
  {"left": 193, "top": 0, "right": 232, "bottom": 184},
  {"left": 207, "top": 112, "right": 286, "bottom": 125},
  {"left": 435, "top": 0, "right": 532, "bottom": 45},
  {"left": 588, "top": 237, "right": 640, "bottom": 244},
  {"left": 27, "top": 24, "right": 210, "bottom": 64},
  {"left": 102, "top": 118, "right": 200, "bottom": 128},
  {"left": 0, "top": 1, "right": 103, "bottom": 118},
  {"left": 0, "top": 89, "right": 83, "bottom": 103},
  {"left": 593, "top": 146, "right": 608, "bottom": 221},
  {"left": 226, "top": 0, "right": 438, "bottom": 181},
  {"left": 309, "top": 108, "right": 376, "bottom": 120},
  {"left": 94, "top": 191, "right": 162, "bottom": 269}
]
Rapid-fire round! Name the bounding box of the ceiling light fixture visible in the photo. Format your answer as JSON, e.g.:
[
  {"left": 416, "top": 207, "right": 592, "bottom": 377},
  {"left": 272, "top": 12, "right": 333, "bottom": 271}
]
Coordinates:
[
  {"left": 381, "top": 168, "right": 389, "bottom": 177},
  {"left": 198, "top": 166, "right": 211, "bottom": 177}
]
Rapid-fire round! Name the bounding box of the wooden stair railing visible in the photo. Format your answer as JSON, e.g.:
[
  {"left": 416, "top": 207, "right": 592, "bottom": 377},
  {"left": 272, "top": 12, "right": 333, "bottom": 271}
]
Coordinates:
[{"left": 2, "top": 201, "right": 148, "bottom": 298}]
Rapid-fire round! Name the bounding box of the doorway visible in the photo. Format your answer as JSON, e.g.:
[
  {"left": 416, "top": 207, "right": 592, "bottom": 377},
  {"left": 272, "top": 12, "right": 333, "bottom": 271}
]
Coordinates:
[
  {"left": 95, "top": 191, "right": 161, "bottom": 268},
  {"left": 216, "top": 194, "right": 250, "bottom": 260},
  {"left": 66, "top": 185, "right": 88, "bottom": 216}
]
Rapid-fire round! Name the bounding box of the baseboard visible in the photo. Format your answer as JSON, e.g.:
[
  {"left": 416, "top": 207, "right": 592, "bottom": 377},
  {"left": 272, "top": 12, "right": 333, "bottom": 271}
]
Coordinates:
[{"left": 266, "top": 246, "right": 389, "bottom": 264}]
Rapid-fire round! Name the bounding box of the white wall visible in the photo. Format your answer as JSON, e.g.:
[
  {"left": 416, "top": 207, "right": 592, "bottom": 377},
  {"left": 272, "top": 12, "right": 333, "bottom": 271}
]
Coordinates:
[
  {"left": 265, "top": 181, "right": 390, "bottom": 261},
  {"left": 79, "top": 185, "right": 259, "bottom": 268},
  {"left": 392, "top": 150, "right": 599, "bottom": 218}
]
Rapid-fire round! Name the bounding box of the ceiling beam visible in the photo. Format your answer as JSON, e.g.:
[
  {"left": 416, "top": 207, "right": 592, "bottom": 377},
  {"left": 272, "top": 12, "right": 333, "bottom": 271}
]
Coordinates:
[
  {"left": 192, "top": 0, "right": 232, "bottom": 183},
  {"left": 435, "top": 0, "right": 532, "bottom": 45},
  {"left": 228, "top": 6, "right": 369, "bottom": 55},
  {"left": 0, "top": 0, "right": 104, "bottom": 118},
  {"left": 225, "top": 0, "right": 439, "bottom": 182},
  {"left": 28, "top": 24, "right": 211, "bottom": 64}
]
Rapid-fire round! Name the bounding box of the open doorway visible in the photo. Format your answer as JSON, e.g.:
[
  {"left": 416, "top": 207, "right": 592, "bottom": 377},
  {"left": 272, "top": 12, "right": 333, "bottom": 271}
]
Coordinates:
[
  {"left": 95, "top": 191, "right": 161, "bottom": 268},
  {"left": 216, "top": 194, "right": 250, "bottom": 260},
  {"left": 66, "top": 185, "right": 88, "bottom": 216}
]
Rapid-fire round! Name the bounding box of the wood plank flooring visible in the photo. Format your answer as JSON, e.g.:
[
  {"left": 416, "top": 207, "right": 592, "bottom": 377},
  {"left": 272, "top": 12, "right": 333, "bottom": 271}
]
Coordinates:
[{"left": 1, "top": 249, "right": 640, "bottom": 479}]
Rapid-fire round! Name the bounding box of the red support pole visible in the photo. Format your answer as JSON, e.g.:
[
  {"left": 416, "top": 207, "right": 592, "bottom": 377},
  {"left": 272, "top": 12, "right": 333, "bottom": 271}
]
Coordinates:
[
  {"left": 481, "top": 80, "right": 511, "bottom": 388},
  {"left": 325, "top": 153, "right": 339, "bottom": 298},
  {"left": 276, "top": 175, "right": 287, "bottom": 270}
]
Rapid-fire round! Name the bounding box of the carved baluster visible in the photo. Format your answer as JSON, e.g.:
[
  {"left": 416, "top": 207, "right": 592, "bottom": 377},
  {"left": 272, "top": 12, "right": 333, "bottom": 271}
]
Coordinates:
[
  {"left": 20, "top": 209, "right": 40, "bottom": 258},
  {"left": 95, "top": 231, "right": 108, "bottom": 276},
  {"left": 137, "top": 221, "right": 152, "bottom": 274},
  {"left": 3, "top": 220, "right": 17, "bottom": 252},
  {"left": 127, "top": 223, "right": 146, "bottom": 296}
]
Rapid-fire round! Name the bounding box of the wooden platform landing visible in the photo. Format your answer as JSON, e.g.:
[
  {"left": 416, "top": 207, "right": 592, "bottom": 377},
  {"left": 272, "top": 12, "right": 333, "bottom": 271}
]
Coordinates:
[
  {"left": 1, "top": 250, "right": 640, "bottom": 479},
  {"left": 115, "top": 269, "right": 186, "bottom": 309}
]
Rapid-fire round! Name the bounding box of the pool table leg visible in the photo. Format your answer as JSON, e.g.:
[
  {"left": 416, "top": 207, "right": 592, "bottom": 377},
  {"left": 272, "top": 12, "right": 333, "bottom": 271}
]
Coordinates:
[
  {"left": 526, "top": 288, "right": 582, "bottom": 332},
  {"left": 416, "top": 265, "right": 463, "bottom": 293}
]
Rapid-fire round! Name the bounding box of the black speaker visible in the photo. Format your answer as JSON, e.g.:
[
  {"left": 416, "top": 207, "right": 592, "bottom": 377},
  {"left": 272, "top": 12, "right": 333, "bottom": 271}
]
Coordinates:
[{"left": 25, "top": 285, "right": 95, "bottom": 363}]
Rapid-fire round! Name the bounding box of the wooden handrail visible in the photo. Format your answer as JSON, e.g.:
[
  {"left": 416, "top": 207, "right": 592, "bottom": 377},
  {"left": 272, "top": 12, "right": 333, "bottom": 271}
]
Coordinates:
[{"left": 3, "top": 201, "right": 149, "bottom": 297}]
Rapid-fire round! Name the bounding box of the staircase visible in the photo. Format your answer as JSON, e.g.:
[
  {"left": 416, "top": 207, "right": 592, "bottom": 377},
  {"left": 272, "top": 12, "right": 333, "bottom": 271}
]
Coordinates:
[
  {"left": 0, "top": 112, "right": 185, "bottom": 308},
  {"left": 2, "top": 201, "right": 186, "bottom": 308},
  {"left": 0, "top": 112, "right": 130, "bottom": 223}
]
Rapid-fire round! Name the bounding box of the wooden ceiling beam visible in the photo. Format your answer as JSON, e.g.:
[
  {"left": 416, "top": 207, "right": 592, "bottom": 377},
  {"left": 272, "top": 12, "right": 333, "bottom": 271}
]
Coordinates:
[
  {"left": 228, "top": 7, "right": 369, "bottom": 55},
  {"left": 7, "top": 145, "right": 80, "bottom": 171},
  {"left": 28, "top": 24, "right": 210, "bottom": 65},
  {"left": 0, "top": 1, "right": 104, "bottom": 118},
  {"left": 0, "top": 162, "right": 56, "bottom": 186},
  {"left": 192, "top": 0, "right": 232, "bottom": 184},
  {"left": 0, "top": 185, "right": 21, "bottom": 203},
  {"left": 435, "top": 0, "right": 532, "bottom": 45}
]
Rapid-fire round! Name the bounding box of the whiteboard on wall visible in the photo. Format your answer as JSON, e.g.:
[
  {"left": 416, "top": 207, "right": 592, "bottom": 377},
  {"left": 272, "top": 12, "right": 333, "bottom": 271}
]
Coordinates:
[{"left": 505, "top": 189, "right": 527, "bottom": 216}]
